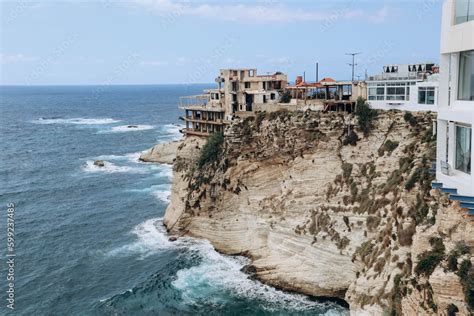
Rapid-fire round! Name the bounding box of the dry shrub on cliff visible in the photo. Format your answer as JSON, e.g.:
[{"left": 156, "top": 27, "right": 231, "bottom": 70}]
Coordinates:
[
  {"left": 373, "top": 257, "right": 386, "bottom": 274},
  {"left": 398, "top": 223, "right": 416, "bottom": 246}
]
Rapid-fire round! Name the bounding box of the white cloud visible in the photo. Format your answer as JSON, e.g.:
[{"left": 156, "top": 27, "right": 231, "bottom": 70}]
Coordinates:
[
  {"left": 369, "top": 6, "right": 392, "bottom": 24},
  {"left": 139, "top": 59, "right": 168, "bottom": 66},
  {"left": 129, "top": 0, "right": 379, "bottom": 23},
  {"left": 0, "top": 53, "right": 37, "bottom": 64}
]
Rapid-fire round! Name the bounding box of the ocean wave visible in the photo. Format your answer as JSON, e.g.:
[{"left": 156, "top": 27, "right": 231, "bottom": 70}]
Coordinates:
[
  {"left": 172, "top": 240, "right": 342, "bottom": 313},
  {"left": 105, "top": 218, "right": 173, "bottom": 259},
  {"left": 152, "top": 188, "right": 171, "bottom": 203},
  {"left": 81, "top": 160, "right": 147, "bottom": 174},
  {"left": 128, "top": 183, "right": 171, "bottom": 203},
  {"left": 153, "top": 164, "right": 173, "bottom": 181},
  {"left": 95, "top": 152, "right": 142, "bottom": 163},
  {"left": 102, "top": 218, "right": 347, "bottom": 314},
  {"left": 157, "top": 124, "right": 184, "bottom": 141},
  {"left": 33, "top": 117, "right": 121, "bottom": 125},
  {"left": 99, "top": 125, "right": 155, "bottom": 133}
]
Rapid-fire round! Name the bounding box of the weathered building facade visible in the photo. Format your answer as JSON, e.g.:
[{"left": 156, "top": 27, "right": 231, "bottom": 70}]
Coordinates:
[{"left": 180, "top": 68, "right": 287, "bottom": 136}]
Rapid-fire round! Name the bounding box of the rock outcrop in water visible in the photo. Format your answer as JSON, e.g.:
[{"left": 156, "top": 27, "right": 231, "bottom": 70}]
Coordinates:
[
  {"left": 139, "top": 141, "right": 182, "bottom": 164},
  {"left": 163, "top": 110, "right": 474, "bottom": 315}
]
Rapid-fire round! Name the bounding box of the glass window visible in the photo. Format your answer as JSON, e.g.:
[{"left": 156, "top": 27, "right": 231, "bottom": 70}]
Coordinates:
[
  {"left": 419, "top": 88, "right": 427, "bottom": 104},
  {"left": 427, "top": 89, "right": 435, "bottom": 104},
  {"left": 458, "top": 50, "right": 474, "bottom": 101},
  {"left": 368, "top": 87, "right": 384, "bottom": 100},
  {"left": 455, "top": 125, "right": 471, "bottom": 174},
  {"left": 418, "top": 87, "right": 436, "bottom": 104},
  {"left": 455, "top": 0, "right": 474, "bottom": 24},
  {"left": 386, "top": 86, "right": 405, "bottom": 101}
]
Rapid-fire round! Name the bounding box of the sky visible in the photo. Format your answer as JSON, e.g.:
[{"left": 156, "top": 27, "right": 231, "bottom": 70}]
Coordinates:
[{"left": 0, "top": 0, "right": 443, "bottom": 85}]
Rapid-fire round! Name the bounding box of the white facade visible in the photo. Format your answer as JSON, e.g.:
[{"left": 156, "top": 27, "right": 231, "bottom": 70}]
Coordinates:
[
  {"left": 366, "top": 64, "right": 439, "bottom": 112},
  {"left": 436, "top": 0, "right": 474, "bottom": 195}
]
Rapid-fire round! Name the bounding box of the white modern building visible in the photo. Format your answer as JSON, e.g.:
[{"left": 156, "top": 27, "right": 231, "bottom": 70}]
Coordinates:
[
  {"left": 366, "top": 63, "right": 439, "bottom": 111},
  {"left": 436, "top": 0, "right": 474, "bottom": 195}
]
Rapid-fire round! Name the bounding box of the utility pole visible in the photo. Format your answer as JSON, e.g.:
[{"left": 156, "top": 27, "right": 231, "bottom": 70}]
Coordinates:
[
  {"left": 316, "top": 62, "right": 319, "bottom": 82},
  {"left": 346, "top": 52, "right": 362, "bottom": 82}
]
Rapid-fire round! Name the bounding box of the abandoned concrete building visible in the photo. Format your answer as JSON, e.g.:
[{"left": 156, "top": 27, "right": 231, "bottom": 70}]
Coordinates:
[{"left": 179, "top": 68, "right": 288, "bottom": 137}]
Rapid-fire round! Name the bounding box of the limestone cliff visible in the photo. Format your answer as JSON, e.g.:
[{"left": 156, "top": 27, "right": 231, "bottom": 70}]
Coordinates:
[{"left": 163, "top": 109, "right": 474, "bottom": 315}]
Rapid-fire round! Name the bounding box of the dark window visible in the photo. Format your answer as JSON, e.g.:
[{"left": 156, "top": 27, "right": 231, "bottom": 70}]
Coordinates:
[
  {"left": 455, "top": 0, "right": 474, "bottom": 24},
  {"left": 458, "top": 50, "right": 474, "bottom": 101},
  {"left": 456, "top": 125, "right": 471, "bottom": 174}
]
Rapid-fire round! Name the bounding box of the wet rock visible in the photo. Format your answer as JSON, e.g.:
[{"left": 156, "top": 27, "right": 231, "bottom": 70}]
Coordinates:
[{"left": 93, "top": 160, "right": 105, "bottom": 167}]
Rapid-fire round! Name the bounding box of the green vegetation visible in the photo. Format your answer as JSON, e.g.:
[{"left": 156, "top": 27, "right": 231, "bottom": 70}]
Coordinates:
[
  {"left": 403, "top": 111, "right": 417, "bottom": 126},
  {"left": 405, "top": 168, "right": 422, "bottom": 190},
  {"left": 389, "top": 274, "right": 405, "bottom": 315},
  {"left": 415, "top": 237, "right": 445, "bottom": 277},
  {"left": 456, "top": 246, "right": 474, "bottom": 311},
  {"left": 421, "top": 126, "right": 435, "bottom": 143},
  {"left": 342, "top": 162, "right": 353, "bottom": 182},
  {"left": 343, "top": 130, "right": 359, "bottom": 146},
  {"left": 197, "top": 132, "right": 224, "bottom": 168},
  {"left": 355, "top": 97, "right": 377, "bottom": 137},
  {"left": 447, "top": 304, "right": 459, "bottom": 316},
  {"left": 279, "top": 91, "right": 292, "bottom": 103},
  {"left": 378, "top": 139, "right": 399, "bottom": 156}
]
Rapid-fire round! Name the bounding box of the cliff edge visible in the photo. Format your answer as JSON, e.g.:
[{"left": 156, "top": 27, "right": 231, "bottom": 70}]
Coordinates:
[{"left": 164, "top": 109, "right": 474, "bottom": 315}]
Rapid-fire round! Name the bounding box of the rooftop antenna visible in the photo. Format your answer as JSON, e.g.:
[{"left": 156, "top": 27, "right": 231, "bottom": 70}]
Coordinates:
[{"left": 346, "top": 52, "right": 362, "bottom": 82}]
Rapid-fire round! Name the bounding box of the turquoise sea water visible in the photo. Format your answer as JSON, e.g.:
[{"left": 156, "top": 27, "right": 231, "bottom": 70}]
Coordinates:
[{"left": 0, "top": 85, "right": 348, "bottom": 315}]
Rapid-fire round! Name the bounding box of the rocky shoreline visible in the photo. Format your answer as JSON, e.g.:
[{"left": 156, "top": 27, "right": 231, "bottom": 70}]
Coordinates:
[{"left": 149, "top": 110, "right": 473, "bottom": 315}]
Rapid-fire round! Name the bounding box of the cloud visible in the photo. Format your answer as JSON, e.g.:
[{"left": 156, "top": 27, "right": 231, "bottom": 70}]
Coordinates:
[
  {"left": 0, "top": 53, "right": 37, "bottom": 64},
  {"left": 129, "top": 0, "right": 379, "bottom": 24},
  {"left": 369, "top": 6, "right": 393, "bottom": 24},
  {"left": 139, "top": 59, "right": 168, "bottom": 66}
]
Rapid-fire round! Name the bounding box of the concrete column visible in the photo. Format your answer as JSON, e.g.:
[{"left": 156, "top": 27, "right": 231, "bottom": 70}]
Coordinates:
[{"left": 436, "top": 119, "right": 448, "bottom": 175}]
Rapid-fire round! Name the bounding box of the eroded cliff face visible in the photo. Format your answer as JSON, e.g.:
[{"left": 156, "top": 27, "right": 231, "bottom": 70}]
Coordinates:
[{"left": 163, "top": 110, "right": 474, "bottom": 315}]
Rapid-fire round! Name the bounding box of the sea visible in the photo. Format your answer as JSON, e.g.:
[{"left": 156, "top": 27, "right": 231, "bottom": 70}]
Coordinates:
[{"left": 0, "top": 85, "right": 349, "bottom": 315}]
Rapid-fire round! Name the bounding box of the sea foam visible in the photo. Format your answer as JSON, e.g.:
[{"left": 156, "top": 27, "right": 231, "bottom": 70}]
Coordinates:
[
  {"left": 100, "top": 125, "right": 154, "bottom": 133},
  {"left": 105, "top": 218, "right": 173, "bottom": 259},
  {"left": 171, "top": 239, "right": 342, "bottom": 312},
  {"left": 81, "top": 160, "right": 147, "bottom": 174},
  {"left": 33, "top": 117, "right": 121, "bottom": 125},
  {"left": 104, "top": 217, "right": 347, "bottom": 314}
]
